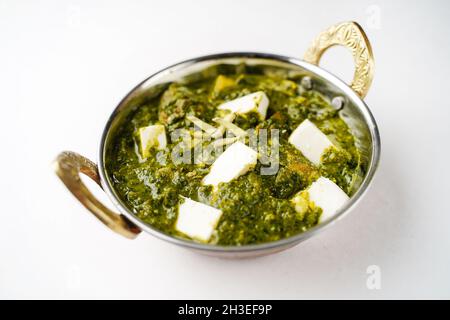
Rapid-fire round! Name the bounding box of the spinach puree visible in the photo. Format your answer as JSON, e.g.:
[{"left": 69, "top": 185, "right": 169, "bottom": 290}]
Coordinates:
[{"left": 106, "top": 68, "right": 360, "bottom": 246}]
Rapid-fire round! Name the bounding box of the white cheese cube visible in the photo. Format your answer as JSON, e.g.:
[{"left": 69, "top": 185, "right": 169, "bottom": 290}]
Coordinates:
[
  {"left": 307, "top": 177, "right": 349, "bottom": 223},
  {"left": 202, "top": 141, "right": 258, "bottom": 187},
  {"left": 288, "top": 119, "right": 333, "bottom": 166},
  {"left": 175, "top": 197, "right": 223, "bottom": 242},
  {"left": 217, "top": 91, "right": 269, "bottom": 120},
  {"left": 138, "top": 124, "right": 167, "bottom": 158}
]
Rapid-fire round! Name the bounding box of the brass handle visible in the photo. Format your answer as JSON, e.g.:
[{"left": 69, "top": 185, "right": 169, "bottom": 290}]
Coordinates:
[
  {"left": 304, "top": 21, "right": 374, "bottom": 99},
  {"left": 53, "top": 151, "right": 141, "bottom": 239}
]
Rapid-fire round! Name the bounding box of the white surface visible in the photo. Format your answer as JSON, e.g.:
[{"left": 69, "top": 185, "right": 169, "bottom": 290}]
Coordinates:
[
  {"left": 203, "top": 141, "right": 258, "bottom": 187},
  {"left": 1, "top": 0, "right": 449, "bottom": 299},
  {"left": 289, "top": 119, "right": 334, "bottom": 165},
  {"left": 306, "top": 177, "right": 350, "bottom": 223},
  {"left": 175, "top": 197, "right": 222, "bottom": 242}
]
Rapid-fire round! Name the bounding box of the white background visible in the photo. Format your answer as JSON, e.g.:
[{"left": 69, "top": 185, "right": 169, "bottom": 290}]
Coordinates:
[{"left": 1, "top": 0, "right": 449, "bottom": 299}]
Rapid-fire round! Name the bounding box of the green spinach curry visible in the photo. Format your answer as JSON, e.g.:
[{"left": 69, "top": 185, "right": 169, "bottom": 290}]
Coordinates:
[{"left": 106, "top": 66, "right": 361, "bottom": 246}]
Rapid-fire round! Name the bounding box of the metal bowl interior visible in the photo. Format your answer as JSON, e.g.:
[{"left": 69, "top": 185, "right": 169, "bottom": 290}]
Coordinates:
[{"left": 98, "top": 52, "right": 380, "bottom": 258}]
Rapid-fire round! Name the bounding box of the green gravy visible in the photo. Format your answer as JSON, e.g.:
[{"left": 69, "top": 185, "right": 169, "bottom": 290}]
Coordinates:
[{"left": 106, "top": 69, "right": 360, "bottom": 245}]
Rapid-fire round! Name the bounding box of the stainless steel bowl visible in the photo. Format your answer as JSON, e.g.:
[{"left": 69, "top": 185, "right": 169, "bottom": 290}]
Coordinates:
[{"left": 54, "top": 21, "right": 380, "bottom": 258}]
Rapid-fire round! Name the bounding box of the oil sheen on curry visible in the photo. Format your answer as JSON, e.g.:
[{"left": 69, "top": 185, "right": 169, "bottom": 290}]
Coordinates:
[{"left": 106, "top": 66, "right": 361, "bottom": 246}]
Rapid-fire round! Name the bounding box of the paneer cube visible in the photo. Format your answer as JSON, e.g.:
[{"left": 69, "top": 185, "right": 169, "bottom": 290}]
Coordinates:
[
  {"left": 175, "top": 197, "right": 223, "bottom": 242},
  {"left": 212, "top": 75, "right": 235, "bottom": 93},
  {"left": 288, "top": 119, "right": 333, "bottom": 166},
  {"left": 217, "top": 91, "right": 269, "bottom": 120},
  {"left": 297, "top": 177, "right": 349, "bottom": 223},
  {"left": 138, "top": 124, "right": 167, "bottom": 158},
  {"left": 202, "top": 141, "right": 258, "bottom": 188}
]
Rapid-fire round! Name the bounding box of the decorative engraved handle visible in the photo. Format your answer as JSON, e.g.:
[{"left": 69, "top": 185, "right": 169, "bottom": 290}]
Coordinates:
[
  {"left": 304, "top": 21, "right": 374, "bottom": 98},
  {"left": 53, "top": 151, "right": 141, "bottom": 239}
]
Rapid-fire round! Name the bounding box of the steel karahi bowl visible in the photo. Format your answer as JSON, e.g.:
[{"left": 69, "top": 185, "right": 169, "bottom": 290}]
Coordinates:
[{"left": 54, "top": 21, "right": 380, "bottom": 258}]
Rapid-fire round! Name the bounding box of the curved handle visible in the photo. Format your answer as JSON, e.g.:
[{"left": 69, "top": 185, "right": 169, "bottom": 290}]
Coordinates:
[
  {"left": 53, "top": 151, "right": 141, "bottom": 239},
  {"left": 304, "top": 21, "right": 374, "bottom": 99}
]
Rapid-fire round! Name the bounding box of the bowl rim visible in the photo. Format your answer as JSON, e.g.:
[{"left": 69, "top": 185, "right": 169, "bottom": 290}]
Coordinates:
[{"left": 98, "top": 52, "right": 381, "bottom": 253}]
